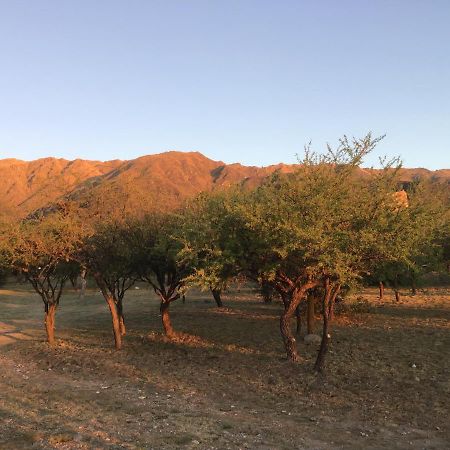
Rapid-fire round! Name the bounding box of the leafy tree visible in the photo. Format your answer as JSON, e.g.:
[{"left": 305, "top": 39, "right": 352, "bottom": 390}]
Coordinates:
[
  {"left": 181, "top": 134, "right": 439, "bottom": 370},
  {"left": 233, "top": 135, "right": 396, "bottom": 363},
  {"left": 177, "top": 192, "right": 243, "bottom": 307},
  {"left": 0, "top": 213, "right": 82, "bottom": 345},
  {"left": 372, "top": 178, "right": 449, "bottom": 299},
  {"left": 130, "top": 213, "right": 190, "bottom": 338},
  {"left": 80, "top": 221, "right": 136, "bottom": 349}
]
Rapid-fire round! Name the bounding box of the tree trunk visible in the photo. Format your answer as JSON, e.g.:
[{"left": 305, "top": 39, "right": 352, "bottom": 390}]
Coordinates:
[
  {"left": 379, "top": 281, "right": 384, "bottom": 300},
  {"left": 160, "top": 300, "right": 176, "bottom": 338},
  {"left": 211, "top": 288, "right": 223, "bottom": 307},
  {"left": 261, "top": 280, "right": 273, "bottom": 303},
  {"left": 411, "top": 278, "right": 417, "bottom": 295},
  {"left": 295, "top": 305, "right": 302, "bottom": 335},
  {"left": 315, "top": 314, "right": 329, "bottom": 372},
  {"left": 44, "top": 303, "right": 57, "bottom": 346},
  {"left": 79, "top": 269, "right": 87, "bottom": 300},
  {"left": 280, "top": 291, "right": 290, "bottom": 310},
  {"left": 105, "top": 295, "right": 122, "bottom": 349},
  {"left": 69, "top": 275, "right": 77, "bottom": 290},
  {"left": 279, "top": 282, "right": 317, "bottom": 362},
  {"left": 94, "top": 273, "right": 122, "bottom": 349},
  {"left": 280, "top": 312, "right": 300, "bottom": 362},
  {"left": 307, "top": 295, "right": 315, "bottom": 334},
  {"left": 315, "top": 279, "right": 340, "bottom": 373},
  {"left": 117, "top": 297, "right": 126, "bottom": 336},
  {"left": 393, "top": 277, "right": 400, "bottom": 302}
]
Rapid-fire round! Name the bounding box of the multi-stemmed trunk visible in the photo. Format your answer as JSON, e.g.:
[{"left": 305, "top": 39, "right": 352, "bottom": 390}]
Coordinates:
[
  {"left": 27, "top": 275, "right": 66, "bottom": 346},
  {"left": 279, "top": 281, "right": 318, "bottom": 362},
  {"left": 211, "top": 288, "right": 223, "bottom": 308},
  {"left": 315, "top": 278, "right": 341, "bottom": 373}
]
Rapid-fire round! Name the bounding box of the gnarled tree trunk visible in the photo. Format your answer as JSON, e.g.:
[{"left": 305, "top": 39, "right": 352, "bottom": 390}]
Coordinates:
[
  {"left": 44, "top": 303, "right": 57, "bottom": 346},
  {"left": 279, "top": 281, "right": 317, "bottom": 362}
]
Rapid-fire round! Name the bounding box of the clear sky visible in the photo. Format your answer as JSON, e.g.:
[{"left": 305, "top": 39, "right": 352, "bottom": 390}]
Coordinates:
[{"left": 0, "top": 0, "right": 449, "bottom": 168}]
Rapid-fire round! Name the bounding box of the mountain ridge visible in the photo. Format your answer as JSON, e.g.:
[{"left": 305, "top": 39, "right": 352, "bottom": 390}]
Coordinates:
[{"left": 0, "top": 151, "right": 448, "bottom": 219}]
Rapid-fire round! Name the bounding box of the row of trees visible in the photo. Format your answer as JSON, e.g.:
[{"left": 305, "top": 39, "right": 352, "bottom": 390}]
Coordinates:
[{"left": 1, "top": 134, "right": 448, "bottom": 371}]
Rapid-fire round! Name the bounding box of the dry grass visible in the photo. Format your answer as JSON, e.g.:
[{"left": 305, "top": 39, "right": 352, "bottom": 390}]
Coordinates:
[{"left": 0, "top": 283, "right": 449, "bottom": 449}]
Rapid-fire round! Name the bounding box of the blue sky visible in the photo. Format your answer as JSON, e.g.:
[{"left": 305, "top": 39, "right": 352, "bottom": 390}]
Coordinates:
[{"left": 0, "top": 0, "right": 449, "bottom": 168}]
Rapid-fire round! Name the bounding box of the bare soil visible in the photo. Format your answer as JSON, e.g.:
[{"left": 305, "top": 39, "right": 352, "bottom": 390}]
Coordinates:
[{"left": 0, "top": 284, "right": 449, "bottom": 449}]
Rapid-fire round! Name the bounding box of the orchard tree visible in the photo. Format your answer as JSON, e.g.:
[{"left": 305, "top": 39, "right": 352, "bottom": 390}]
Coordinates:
[
  {"left": 182, "top": 133, "right": 440, "bottom": 369},
  {"left": 80, "top": 221, "right": 136, "bottom": 349},
  {"left": 130, "top": 213, "right": 191, "bottom": 338},
  {"left": 372, "top": 178, "right": 449, "bottom": 300},
  {"left": 177, "top": 192, "right": 243, "bottom": 307},
  {"left": 0, "top": 213, "right": 82, "bottom": 345},
  {"left": 233, "top": 134, "right": 396, "bottom": 363}
]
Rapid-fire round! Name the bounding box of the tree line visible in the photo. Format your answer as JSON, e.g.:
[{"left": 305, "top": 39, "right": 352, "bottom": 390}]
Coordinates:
[{"left": 0, "top": 135, "right": 448, "bottom": 372}]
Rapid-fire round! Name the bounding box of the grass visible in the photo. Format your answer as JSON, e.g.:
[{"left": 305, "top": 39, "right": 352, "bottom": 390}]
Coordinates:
[{"left": 0, "top": 282, "right": 449, "bottom": 449}]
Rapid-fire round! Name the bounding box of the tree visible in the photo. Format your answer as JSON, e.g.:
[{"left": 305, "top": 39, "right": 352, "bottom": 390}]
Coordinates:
[
  {"left": 181, "top": 134, "right": 438, "bottom": 369},
  {"left": 0, "top": 213, "right": 82, "bottom": 345},
  {"left": 232, "top": 135, "right": 393, "bottom": 363},
  {"left": 371, "top": 178, "right": 449, "bottom": 300},
  {"left": 130, "top": 213, "right": 190, "bottom": 338},
  {"left": 80, "top": 221, "right": 136, "bottom": 349},
  {"left": 177, "top": 192, "right": 243, "bottom": 308}
]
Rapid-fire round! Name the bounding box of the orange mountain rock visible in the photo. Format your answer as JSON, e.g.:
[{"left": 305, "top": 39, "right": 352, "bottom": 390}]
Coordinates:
[{"left": 0, "top": 151, "right": 448, "bottom": 219}]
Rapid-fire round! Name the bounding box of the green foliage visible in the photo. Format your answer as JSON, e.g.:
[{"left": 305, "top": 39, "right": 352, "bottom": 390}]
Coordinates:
[
  {"left": 0, "top": 212, "right": 83, "bottom": 304},
  {"left": 129, "top": 213, "right": 190, "bottom": 301},
  {"left": 81, "top": 221, "right": 136, "bottom": 300},
  {"left": 370, "top": 178, "right": 450, "bottom": 288},
  {"left": 182, "top": 135, "right": 415, "bottom": 297},
  {"left": 177, "top": 190, "right": 244, "bottom": 292}
]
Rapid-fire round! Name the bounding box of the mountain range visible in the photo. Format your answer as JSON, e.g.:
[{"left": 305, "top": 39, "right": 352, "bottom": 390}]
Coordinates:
[{"left": 0, "top": 151, "right": 449, "bottom": 219}]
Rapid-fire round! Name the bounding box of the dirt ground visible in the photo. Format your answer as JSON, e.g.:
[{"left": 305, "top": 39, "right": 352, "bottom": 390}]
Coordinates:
[{"left": 0, "top": 283, "right": 449, "bottom": 450}]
